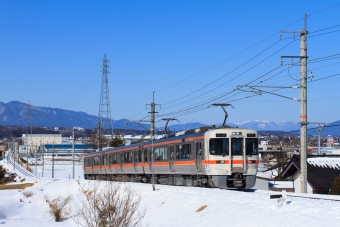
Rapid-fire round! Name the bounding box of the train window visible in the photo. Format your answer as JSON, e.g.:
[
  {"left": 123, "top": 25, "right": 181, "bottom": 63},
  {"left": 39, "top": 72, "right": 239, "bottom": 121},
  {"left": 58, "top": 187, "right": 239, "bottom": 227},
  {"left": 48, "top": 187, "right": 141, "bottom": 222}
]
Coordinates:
[
  {"left": 231, "top": 138, "right": 243, "bottom": 155},
  {"left": 111, "top": 153, "right": 118, "bottom": 164},
  {"left": 176, "top": 144, "right": 192, "bottom": 159},
  {"left": 85, "top": 158, "right": 92, "bottom": 166},
  {"left": 155, "top": 147, "right": 168, "bottom": 161},
  {"left": 124, "top": 151, "right": 133, "bottom": 163},
  {"left": 246, "top": 138, "right": 259, "bottom": 155},
  {"left": 209, "top": 139, "right": 228, "bottom": 156},
  {"left": 93, "top": 156, "right": 99, "bottom": 166}
]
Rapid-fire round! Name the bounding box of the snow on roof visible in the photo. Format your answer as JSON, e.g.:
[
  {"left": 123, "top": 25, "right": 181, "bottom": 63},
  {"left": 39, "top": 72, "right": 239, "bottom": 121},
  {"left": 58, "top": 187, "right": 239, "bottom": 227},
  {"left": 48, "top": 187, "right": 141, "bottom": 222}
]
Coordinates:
[{"left": 307, "top": 157, "right": 340, "bottom": 169}]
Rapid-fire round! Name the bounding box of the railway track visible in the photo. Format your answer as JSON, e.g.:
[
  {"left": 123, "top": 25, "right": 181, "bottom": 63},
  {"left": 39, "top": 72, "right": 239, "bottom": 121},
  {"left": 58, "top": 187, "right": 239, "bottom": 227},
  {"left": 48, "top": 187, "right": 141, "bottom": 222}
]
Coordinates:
[{"left": 5, "top": 150, "right": 35, "bottom": 177}]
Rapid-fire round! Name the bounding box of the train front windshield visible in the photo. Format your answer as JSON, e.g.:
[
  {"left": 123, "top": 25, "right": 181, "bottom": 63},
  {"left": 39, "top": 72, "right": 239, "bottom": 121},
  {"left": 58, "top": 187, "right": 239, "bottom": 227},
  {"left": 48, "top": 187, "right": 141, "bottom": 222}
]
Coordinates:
[
  {"left": 246, "top": 138, "right": 259, "bottom": 155},
  {"left": 209, "top": 138, "right": 229, "bottom": 156}
]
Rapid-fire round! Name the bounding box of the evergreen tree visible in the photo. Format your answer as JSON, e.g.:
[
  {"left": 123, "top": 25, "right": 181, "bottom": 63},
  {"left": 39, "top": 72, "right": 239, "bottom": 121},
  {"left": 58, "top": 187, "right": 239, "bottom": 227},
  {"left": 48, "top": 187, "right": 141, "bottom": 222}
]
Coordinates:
[{"left": 109, "top": 132, "right": 125, "bottom": 147}]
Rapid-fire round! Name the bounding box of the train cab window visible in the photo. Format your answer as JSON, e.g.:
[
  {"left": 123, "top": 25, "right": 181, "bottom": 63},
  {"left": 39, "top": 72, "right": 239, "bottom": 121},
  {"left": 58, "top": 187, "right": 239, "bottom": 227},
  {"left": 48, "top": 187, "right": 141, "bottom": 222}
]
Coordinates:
[
  {"left": 93, "top": 156, "right": 99, "bottom": 166},
  {"left": 176, "top": 144, "right": 192, "bottom": 159},
  {"left": 246, "top": 138, "right": 259, "bottom": 155},
  {"left": 231, "top": 138, "right": 243, "bottom": 155},
  {"left": 110, "top": 153, "right": 118, "bottom": 164},
  {"left": 209, "top": 139, "right": 228, "bottom": 156},
  {"left": 155, "top": 147, "right": 167, "bottom": 161},
  {"left": 124, "top": 151, "right": 133, "bottom": 163}
]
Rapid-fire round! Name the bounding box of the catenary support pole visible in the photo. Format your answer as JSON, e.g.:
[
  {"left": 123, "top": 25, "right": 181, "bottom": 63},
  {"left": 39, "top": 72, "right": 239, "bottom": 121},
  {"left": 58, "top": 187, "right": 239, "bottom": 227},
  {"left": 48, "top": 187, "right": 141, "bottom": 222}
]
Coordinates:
[{"left": 300, "top": 13, "right": 308, "bottom": 193}]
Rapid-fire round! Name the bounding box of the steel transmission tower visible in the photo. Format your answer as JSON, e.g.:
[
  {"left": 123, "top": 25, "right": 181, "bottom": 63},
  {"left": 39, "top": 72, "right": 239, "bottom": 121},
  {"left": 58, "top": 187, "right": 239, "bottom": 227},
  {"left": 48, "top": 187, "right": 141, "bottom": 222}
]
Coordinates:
[{"left": 98, "top": 54, "right": 113, "bottom": 138}]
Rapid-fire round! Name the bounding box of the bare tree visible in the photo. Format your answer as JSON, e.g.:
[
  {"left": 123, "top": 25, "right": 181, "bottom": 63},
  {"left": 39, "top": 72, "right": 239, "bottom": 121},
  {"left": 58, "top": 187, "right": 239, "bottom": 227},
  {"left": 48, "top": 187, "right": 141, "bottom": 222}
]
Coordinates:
[{"left": 73, "top": 180, "right": 145, "bottom": 227}]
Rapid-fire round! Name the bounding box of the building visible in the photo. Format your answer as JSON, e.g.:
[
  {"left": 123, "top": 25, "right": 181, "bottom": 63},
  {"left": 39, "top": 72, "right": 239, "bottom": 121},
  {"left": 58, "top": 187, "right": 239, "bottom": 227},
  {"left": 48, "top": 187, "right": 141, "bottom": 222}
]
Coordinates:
[
  {"left": 280, "top": 155, "right": 340, "bottom": 194},
  {"left": 22, "top": 134, "right": 62, "bottom": 147},
  {"left": 42, "top": 144, "right": 94, "bottom": 157}
]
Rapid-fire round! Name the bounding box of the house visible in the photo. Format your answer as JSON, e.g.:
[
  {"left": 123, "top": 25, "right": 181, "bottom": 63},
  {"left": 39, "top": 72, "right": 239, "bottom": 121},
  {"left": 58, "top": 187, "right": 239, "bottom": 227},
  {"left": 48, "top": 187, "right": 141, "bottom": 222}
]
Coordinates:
[{"left": 281, "top": 155, "right": 340, "bottom": 194}]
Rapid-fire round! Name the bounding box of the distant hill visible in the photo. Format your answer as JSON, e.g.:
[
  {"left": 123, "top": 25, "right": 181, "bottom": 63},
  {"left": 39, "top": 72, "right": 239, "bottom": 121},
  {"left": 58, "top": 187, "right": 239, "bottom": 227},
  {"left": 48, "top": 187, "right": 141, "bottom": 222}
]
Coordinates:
[{"left": 0, "top": 101, "right": 339, "bottom": 135}]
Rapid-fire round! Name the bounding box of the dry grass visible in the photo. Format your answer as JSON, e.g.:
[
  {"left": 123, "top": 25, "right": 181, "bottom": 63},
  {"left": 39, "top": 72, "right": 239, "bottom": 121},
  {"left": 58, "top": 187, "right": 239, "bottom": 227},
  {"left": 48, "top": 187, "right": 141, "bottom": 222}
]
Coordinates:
[
  {"left": 196, "top": 205, "right": 207, "bottom": 212},
  {"left": 0, "top": 183, "right": 34, "bottom": 190},
  {"left": 23, "top": 190, "right": 34, "bottom": 197},
  {"left": 73, "top": 180, "right": 145, "bottom": 227},
  {"left": 45, "top": 195, "right": 72, "bottom": 222}
]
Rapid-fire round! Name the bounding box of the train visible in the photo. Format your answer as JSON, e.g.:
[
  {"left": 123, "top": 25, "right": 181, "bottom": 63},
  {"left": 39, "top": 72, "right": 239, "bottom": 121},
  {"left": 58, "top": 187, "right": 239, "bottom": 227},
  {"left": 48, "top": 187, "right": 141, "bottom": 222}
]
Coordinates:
[{"left": 83, "top": 126, "right": 259, "bottom": 189}]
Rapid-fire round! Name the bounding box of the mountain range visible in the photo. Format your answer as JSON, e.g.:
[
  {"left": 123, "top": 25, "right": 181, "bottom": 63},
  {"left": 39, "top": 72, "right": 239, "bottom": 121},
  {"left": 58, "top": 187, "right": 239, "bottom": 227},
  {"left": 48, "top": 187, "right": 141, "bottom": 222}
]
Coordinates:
[{"left": 0, "top": 101, "right": 339, "bottom": 135}]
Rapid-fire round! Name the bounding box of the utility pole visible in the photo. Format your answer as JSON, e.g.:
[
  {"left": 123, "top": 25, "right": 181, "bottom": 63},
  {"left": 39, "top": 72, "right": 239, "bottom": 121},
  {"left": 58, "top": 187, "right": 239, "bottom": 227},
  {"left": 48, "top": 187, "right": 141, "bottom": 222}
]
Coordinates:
[
  {"left": 280, "top": 13, "right": 308, "bottom": 193},
  {"left": 42, "top": 141, "right": 45, "bottom": 177},
  {"left": 72, "top": 128, "right": 75, "bottom": 179},
  {"left": 299, "top": 13, "right": 308, "bottom": 194},
  {"left": 146, "top": 91, "right": 160, "bottom": 191},
  {"left": 52, "top": 137, "right": 55, "bottom": 178},
  {"left": 35, "top": 144, "right": 37, "bottom": 176},
  {"left": 316, "top": 124, "right": 324, "bottom": 155},
  {"left": 308, "top": 122, "right": 325, "bottom": 155}
]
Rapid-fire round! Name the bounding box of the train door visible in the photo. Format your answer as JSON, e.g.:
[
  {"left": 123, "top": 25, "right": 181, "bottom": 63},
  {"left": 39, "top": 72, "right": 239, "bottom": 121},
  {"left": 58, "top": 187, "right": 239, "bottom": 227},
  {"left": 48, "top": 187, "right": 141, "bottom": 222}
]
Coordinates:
[
  {"left": 108, "top": 154, "right": 111, "bottom": 172},
  {"left": 134, "top": 150, "right": 138, "bottom": 172},
  {"left": 120, "top": 153, "right": 124, "bottom": 172},
  {"left": 100, "top": 154, "right": 103, "bottom": 171},
  {"left": 169, "top": 145, "right": 175, "bottom": 172},
  {"left": 91, "top": 157, "right": 94, "bottom": 172},
  {"left": 196, "top": 141, "right": 203, "bottom": 172},
  {"left": 231, "top": 137, "right": 244, "bottom": 171},
  {"left": 149, "top": 148, "right": 153, "bottom": 172},
  {"left": 142, "top": 149, "right": 147, "bottom": 174}
]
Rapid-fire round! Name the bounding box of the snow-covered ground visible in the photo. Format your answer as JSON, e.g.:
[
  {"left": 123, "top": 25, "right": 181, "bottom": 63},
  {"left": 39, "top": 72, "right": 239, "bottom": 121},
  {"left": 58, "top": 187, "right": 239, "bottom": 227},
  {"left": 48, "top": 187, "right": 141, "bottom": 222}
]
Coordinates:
[{"left": 1, "top": 151, "right": 340, "bottom": 227}]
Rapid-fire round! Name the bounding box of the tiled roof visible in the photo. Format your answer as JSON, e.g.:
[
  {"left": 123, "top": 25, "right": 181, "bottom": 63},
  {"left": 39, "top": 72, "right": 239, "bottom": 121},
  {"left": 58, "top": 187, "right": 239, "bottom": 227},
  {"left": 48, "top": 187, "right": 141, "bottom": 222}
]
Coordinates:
[{"left": 281, "top": 155, "right": 340, "bottom": 190}]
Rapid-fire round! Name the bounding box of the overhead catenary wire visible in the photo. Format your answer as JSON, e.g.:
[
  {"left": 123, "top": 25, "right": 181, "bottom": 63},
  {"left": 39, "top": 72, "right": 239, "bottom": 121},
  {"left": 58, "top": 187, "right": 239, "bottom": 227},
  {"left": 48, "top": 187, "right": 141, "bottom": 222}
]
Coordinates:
[
  {"left": 122, "top": 7, "right": 340, "bottom": 122},
  {"left": 162, "top": 40, "right": 295, "bottom": 113},
  {"left": 113, "top": 16, "right": 305, "bottom": 118}
]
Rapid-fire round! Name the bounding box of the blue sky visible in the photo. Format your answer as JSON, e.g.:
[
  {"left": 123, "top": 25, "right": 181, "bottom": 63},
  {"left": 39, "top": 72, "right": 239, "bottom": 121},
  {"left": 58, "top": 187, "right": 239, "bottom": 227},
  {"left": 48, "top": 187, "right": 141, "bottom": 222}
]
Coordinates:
[{"left": 1, "top": 1, "right": 340, "bottom": 127}]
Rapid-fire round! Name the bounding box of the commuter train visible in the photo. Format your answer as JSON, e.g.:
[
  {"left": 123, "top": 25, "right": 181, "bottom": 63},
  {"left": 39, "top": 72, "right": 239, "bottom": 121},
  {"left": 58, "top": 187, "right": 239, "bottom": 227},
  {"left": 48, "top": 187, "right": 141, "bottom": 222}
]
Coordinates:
[{"left": 83, "top": 126, "right": 259, "bottom": 189}]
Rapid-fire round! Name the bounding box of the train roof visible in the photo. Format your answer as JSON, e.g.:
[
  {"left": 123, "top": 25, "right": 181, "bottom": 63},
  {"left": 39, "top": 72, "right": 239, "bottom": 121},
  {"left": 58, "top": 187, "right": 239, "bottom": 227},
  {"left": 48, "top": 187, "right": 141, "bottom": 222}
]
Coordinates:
[{"left": 84, "top": 126, "right": 257, "bottom": 157}]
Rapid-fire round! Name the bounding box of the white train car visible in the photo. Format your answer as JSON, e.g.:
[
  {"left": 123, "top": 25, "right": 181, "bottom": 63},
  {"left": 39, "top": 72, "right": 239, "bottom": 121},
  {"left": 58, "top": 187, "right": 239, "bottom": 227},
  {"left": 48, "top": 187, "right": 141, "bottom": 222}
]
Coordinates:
[{"left": 83, "top": 126, "right": 259, "bottom": 189}]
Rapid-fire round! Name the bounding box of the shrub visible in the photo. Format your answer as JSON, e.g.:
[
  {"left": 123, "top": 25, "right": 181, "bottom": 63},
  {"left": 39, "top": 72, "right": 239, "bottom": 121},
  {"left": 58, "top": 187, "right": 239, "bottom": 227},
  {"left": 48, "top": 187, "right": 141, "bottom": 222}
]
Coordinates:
[
  {"left": 73, "top": 181, "right": 145, "bottom": 227},
  {"left": 331, "top": 176, "right": 340, "bottom": 195},
  {"left": 45, "top": 195, "right": 72, "bottom": 222}
]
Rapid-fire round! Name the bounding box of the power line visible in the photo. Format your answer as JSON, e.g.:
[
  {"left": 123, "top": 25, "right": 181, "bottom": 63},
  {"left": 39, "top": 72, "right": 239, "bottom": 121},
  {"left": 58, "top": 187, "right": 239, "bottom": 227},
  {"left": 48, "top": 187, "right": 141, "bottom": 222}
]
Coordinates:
[
  {"left": 309, "top": 3, "right": 340, "bottom": 16},
  {"left": 162, "top": 40, "right": 295, "bottom": 112},
  {"left": 309, "top": 24, "right": 340, "bottom": 34},
  {"left": 309, "top": 29, "right": 340, "bottom": 39},
  {"left": 112, "top": 16, "right": 305, "bottom": 117}
]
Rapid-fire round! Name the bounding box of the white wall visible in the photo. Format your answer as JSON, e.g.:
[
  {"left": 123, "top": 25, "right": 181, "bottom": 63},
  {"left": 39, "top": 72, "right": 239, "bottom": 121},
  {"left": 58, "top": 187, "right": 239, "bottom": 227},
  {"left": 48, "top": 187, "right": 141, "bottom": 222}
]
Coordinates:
[{"left": 294, "top": 175, "right": 313, "bottom": 193}]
